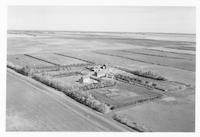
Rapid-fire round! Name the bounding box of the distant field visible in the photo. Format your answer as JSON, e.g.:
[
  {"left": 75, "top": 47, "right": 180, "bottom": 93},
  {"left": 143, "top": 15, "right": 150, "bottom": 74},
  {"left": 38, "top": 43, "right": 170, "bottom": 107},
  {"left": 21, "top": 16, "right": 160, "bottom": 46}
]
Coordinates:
[
  {"left": 94, "top": 50, "right": 195, "bottom": 71},
  {"left": 7, "top": 31, "right": 196, "bottom": 55},
  {"left": 26, "top": 53, "right": 88, "bottom": 66},
  {"left": 166, "top": 46, "right": 196, "bottom": 51},
  {"left": 8, "top": 30, "right": 196, "bottom": 42},
  {"left": 142, "top": 66, "right": 195, "bottom": 86},
  {"left": 59, "top": 51, "right": 149, "bottom": 69},
  {"left": 7, "top": 54, "right": 55, "bottom": 68},
  {"left": 120, "top": 48, "right": 195, "bottom": 60}
]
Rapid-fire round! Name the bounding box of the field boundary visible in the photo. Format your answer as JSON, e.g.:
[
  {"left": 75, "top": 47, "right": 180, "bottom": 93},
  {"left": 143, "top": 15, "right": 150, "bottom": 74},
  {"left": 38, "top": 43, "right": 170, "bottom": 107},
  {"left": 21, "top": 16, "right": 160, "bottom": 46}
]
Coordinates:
[
  {"left": 147, "top": 48, "right": 195, "bottom": 56},
  {"left": 119, "top": 50, "right": 192, "bottom": 61},
  {"left": 24, "top": 54, "right": 59, "bottom": 66},
  {"left": 54, "top": 53, "right": 95, "bottom": 64}
]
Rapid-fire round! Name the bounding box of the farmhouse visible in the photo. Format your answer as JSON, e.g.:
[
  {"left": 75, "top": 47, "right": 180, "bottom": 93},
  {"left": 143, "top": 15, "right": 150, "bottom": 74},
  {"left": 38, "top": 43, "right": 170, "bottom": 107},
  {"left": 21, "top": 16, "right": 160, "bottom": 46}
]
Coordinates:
[
  {"left": 92, "top": 64, "right": 109, "bottom": 78},
  {"left": 93, "top": 70, "right": 107, "bottom": 78}
]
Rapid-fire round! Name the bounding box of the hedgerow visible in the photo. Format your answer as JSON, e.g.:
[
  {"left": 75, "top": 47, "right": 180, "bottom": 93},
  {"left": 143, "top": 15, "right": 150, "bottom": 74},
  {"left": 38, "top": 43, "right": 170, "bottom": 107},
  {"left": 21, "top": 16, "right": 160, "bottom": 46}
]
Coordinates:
[
  {"left": 130, "top": 70, "right": 167, "bottom": 81},
  {"left": 113, "top": 114, "right": 150, "bottom": 132}
]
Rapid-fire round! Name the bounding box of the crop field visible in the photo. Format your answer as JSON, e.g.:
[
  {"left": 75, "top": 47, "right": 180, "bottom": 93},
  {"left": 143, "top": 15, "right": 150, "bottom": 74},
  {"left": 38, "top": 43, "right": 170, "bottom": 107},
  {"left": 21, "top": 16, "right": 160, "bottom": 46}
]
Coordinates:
[
  {"left": 94, "top": 50, "right": 195, "bottom": 71},
  {"left": 119, "top": 48, "right": 195, "bottom": 61},
  {"left": 7, "top": 54, "right": 55, "bottom": 68},
  {"left": 59, "top": 51, "right": 149, "bottom": 69},
  {"left": 166, "top": 45, "right": 196, "bottom": 51},
  {"left": 141, "top": 66, "right": 195, "bottom": 86},
  {"left": 25, "top": 53, "right": 88, "bottom": 66},
  {"left": 7, "top": 30, "right": 195, "bottom": 132},
  {"left": 116, "top": 99, "right": 195, "bottom": 132}
]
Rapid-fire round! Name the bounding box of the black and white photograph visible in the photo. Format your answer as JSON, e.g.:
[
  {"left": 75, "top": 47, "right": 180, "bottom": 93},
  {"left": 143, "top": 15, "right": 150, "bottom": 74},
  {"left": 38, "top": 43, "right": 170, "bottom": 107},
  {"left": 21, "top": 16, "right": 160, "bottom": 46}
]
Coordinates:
[{"left": 1, "top": 0, "right": 199, "bottom": 135}]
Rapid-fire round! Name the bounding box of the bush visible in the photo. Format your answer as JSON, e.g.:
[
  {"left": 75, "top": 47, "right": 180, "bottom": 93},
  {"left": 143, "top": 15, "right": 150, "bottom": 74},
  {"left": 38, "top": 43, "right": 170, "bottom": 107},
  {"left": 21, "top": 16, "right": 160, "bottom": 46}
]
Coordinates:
[
  {"left": 7, "top": 62, "right": 23, "bottom": 72},
  {"left": 114, "top": 74, "right": 160, "bottom": 90},
  {"left": 130, "top": 70, "right": 167, "bottom": 81},
  {"left": 7, "top": 62, "right": 32, "bottom": 76}
]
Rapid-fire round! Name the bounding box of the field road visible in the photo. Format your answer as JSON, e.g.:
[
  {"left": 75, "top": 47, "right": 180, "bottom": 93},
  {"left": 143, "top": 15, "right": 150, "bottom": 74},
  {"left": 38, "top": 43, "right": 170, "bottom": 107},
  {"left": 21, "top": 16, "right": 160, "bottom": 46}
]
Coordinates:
[{"left": 6, "top": 69, "right": 132, "bottom": 131}]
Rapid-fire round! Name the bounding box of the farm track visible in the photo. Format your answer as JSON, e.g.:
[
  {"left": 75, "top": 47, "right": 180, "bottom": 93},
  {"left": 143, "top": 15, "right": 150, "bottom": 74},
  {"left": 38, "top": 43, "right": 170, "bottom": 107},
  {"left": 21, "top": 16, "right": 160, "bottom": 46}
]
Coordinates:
[
  {"left": 93, "top": 51, "right": 193, "bottom": 72},
  {"left": 119, "top": 50, "right": 192, "bottom": 61}
]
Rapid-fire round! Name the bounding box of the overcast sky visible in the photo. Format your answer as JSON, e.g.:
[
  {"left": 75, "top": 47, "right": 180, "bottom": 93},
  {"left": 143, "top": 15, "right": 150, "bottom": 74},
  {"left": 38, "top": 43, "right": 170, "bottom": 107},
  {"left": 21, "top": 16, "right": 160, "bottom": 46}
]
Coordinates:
[{"left": 8, "top": 6, "right": 195, "bottom": 33}]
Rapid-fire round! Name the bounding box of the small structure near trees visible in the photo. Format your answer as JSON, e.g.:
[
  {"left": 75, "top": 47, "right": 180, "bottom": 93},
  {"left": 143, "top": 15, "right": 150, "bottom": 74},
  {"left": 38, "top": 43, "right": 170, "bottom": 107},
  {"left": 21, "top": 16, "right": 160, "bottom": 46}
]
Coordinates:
[{"left": 78, "top": 75, "right": 98, "bottom": 84}]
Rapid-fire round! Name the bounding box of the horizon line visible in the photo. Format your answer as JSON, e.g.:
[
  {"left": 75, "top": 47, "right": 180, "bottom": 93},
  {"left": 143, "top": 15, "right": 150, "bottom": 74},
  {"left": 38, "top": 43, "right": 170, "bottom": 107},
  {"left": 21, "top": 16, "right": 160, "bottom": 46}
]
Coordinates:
[{"left": 7, "top": 29, "right": 196, "bottom": 35}]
